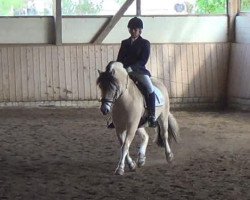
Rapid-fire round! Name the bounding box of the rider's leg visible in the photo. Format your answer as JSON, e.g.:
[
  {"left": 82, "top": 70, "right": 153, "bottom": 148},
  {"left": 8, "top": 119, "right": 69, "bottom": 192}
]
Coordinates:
[
  {"left": 147, "top": 91, "right": 157, "bottom": 127},
  {"left": 133, "top": 74, "right": 157, "bottom": 127}
]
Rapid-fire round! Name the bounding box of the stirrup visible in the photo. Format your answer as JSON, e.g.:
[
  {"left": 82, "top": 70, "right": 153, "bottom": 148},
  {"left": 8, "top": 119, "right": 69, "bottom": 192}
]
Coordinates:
[{"left": 148, "top": 116, "right": 157, "bottom": 128}]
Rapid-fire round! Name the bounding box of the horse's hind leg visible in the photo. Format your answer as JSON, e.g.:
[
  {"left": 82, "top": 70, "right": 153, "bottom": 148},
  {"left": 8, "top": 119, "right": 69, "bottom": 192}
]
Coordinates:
[
  {"left": 136, "top": 128, "right": 149, "bottom": 167},
  {"left": 159, "top": 114, "right": 174, "bottom": 163}
]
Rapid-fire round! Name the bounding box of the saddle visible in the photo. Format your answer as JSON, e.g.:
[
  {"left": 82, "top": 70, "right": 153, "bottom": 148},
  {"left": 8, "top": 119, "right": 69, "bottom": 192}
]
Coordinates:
[{"left": 133, "top": 79, "right": 165, "bottom": 108}]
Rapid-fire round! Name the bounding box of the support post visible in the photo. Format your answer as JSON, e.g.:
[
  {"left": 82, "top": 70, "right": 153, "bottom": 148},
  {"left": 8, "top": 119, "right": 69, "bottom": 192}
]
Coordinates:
[
  {"left": 136, "top": 0, "right": 141, "bottom": 16},
  {"left": 227, "top": 0, "right": 240, "bottom": 42},
  {"left": 224, "top": 0, "right": 240, "bottom": 108},
  {"left": 53, "top": 0, "right": 62, "bottom": 45}
]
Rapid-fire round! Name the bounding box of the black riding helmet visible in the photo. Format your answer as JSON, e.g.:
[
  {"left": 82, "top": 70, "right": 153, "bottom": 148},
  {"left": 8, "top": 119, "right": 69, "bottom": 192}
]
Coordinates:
[{"left": 127, "top": 17, "right": 143, "bottom": 29}]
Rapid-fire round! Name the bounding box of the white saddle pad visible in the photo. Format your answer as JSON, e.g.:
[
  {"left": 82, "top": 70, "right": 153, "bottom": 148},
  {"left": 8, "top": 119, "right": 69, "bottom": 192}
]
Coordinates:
[{"left": 154, "top": 86, "right": 165, "bottom": 107}]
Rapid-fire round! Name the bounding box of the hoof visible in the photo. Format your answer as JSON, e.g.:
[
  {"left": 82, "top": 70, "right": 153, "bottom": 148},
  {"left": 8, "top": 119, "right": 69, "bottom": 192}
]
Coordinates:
[
  {"left": 166, "top": 152, "right": 174, "bottom": 163},
  {"left": 114, "top": 167, "right": 124, "bottom": 176},
  {"left": 137, "top": 155, "right": 146, "bottom": 167},
  {"left": 128, "top": 160, "right": 137, "bottom": 171}
]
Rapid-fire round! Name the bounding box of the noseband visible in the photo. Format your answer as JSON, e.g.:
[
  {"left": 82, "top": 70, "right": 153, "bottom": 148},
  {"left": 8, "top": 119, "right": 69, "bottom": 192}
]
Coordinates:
[{"left": 100, "top": 86, "right": 119, "bottom": 105}]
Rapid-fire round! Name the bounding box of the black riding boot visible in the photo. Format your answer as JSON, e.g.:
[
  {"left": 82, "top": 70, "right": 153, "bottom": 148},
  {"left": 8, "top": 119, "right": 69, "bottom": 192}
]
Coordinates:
[{"left": 147, "top": 92, "right": 157, "bottom": 127}]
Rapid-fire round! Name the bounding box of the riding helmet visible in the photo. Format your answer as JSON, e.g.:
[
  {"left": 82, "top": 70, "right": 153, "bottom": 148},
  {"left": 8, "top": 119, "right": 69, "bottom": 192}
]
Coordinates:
[{"left": 127, "top": 17, "right": 143, "bottom": 29}]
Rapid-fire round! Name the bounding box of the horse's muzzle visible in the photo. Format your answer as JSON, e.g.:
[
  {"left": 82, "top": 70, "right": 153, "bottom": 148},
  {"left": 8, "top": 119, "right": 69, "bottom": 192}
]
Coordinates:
[{"left": 100, "top": 103, "right": 112, "bottom": 115}]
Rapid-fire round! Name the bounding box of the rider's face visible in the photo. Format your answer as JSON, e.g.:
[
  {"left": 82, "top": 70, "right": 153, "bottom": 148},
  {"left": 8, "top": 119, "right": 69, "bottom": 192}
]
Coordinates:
[{"left": 129, "top": 28, "right": 141, "bottom": 39}]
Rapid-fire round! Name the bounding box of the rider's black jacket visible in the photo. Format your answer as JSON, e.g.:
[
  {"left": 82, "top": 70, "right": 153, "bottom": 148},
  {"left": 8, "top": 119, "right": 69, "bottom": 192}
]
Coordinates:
[{"left": 117, "top": 36, "right": 151, "bottom": 76}]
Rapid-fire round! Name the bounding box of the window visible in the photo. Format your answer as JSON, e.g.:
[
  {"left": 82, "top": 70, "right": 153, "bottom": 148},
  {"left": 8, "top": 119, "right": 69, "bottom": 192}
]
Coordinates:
[
  {"left": 61, "top": 0, "right": 225, "bottom": 16},
  {"left": 0, "top": 0, "right": 228, "bottom": 16},
  {"left": 241, "top": 0, "right": 250, "bottom": 12},
  {"left": 61, "top": 0, "right": 135, "bottom": 15},
  {"left": 141, "top": 0, "right": 227, "bottom": 15},
  {"left": 0, "top": 0, "right": 52, "bottom": 16},
  {"left": 141, "top": 0, "right": 189, "bottom": 15},
  {"left": 194, "top": 0, "right": 227, "bottom": 14}
]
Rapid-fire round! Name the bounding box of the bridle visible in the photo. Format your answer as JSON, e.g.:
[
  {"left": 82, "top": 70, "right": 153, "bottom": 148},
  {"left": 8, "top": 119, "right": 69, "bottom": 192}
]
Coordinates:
[
  {"left": 100, "top": 86, "right": 120, "bottom": 106},
  {"left": 100, "top": 73, "right": 129, "bottom": 107}
]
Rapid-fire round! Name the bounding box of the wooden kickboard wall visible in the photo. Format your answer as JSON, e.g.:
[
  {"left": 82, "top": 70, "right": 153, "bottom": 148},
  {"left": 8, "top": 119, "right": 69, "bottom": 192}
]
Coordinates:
[{"left": 0, "top": 43, "right": 230, "bottom": 107}]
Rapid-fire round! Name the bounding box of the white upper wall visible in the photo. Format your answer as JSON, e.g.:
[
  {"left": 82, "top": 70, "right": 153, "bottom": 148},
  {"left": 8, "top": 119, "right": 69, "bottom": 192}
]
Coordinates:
[
  {"left": 62, "top": 17, "right": 108, "bottom": 43},
  {"left": 236, "top": 16, "right": 250, "bottom": 43},
  {"left": 0, "top": 17, "right": 54, "bottom": 44},
  {"left": 0, "top": 16, "right": 228, "bottom": 44},
  {"left": 103, "top": 16, "right": 228, "bottom": 43}
]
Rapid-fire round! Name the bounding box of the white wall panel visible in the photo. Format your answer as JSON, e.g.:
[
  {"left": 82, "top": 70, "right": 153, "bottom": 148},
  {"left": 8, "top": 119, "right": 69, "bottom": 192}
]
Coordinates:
[
  {"left": 0, "top": 16, "right": 227, "bottom": 44},
  {"left": 62, "top": 18, "right": 108, "bottom": 43},
  {"left": 0, "top": 17, "right": 54, "bottom": 44},
  {"left": 236, "top": 16, "right": 250, "bottom": 43},
  {"left": 104, "top": 16, "right": 228, "bottom": 43}
]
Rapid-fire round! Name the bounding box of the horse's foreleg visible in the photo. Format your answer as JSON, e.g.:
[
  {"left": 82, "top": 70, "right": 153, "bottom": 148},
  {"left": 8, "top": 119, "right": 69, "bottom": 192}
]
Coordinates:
[
  {"left": 136, "top": 128, "right": 149, "bottom": 167},
  {"left": 116, "top": 130, "right": 136, "bottom": 171},
  {"left": 115, "top": 126, "right": 137, "bottom": 175},
  {"left": 126, "top": 152, "right": 136, "bottom": 171}
]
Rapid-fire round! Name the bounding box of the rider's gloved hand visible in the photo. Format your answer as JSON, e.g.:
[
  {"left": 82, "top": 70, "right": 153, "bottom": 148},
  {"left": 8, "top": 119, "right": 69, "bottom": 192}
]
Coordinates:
[{"left": 126, "top": 66, "right": 133, "bottom": 74}]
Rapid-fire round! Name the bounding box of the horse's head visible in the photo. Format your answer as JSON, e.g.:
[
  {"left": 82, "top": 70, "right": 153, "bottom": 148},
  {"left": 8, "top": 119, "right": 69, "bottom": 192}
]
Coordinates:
[{"left": 97, "top": 61, "right": 127, "bottom": 115}]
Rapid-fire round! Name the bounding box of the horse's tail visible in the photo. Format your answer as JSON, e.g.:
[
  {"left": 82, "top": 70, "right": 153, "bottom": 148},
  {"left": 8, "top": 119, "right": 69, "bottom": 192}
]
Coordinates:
[{"left": 155, "top": 113, "right": 180, "bottom": 147}]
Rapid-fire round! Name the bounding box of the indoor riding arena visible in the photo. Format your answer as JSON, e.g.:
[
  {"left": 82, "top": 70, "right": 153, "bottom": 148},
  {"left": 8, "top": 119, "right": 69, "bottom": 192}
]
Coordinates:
[{"left": 0, "top": 0, "right": 249, "bottom": 200}]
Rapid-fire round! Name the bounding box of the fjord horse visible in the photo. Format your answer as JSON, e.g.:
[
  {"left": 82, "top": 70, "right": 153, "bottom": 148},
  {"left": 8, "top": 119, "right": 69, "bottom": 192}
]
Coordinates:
[{"left": 97, "top": 61, "right": 179, "bottom": 175}]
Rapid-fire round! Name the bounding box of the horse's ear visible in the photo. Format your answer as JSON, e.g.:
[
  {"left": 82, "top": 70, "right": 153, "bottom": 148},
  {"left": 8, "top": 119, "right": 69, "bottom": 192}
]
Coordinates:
[
  {"left": 111, "top": 68, "right": 115, "bottom": 76},
  {"left": 97, "top": 69, "right": 102, "bottom": 75}
]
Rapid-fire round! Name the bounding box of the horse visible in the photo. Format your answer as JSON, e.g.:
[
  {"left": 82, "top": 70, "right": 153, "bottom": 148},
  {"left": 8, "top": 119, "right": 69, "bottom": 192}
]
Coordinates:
[{"left": 97, "top": 61, "right": 179, "bottom": 175}]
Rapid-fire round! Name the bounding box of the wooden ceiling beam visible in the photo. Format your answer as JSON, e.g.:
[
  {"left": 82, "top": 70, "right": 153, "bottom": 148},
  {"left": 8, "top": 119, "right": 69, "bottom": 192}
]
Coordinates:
[{"left": 91, "top": 0, "right": 135, "bottom": 44}]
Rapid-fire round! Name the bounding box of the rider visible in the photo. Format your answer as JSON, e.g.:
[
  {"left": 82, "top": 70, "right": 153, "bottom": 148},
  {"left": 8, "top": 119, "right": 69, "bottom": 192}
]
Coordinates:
[{"left": 116, "top": 17, "right": 157, "bottom": 127}]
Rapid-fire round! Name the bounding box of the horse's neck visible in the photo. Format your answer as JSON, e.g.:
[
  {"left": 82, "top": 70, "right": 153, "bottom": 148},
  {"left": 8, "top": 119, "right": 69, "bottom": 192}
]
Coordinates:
[
  {"left": 130, "top": 79, "right": 144, "bottom": 97},
  {"left": 120, "top": 78, "right": 144, "bottom": 102},
  {"left": 112, "top": 77, "right": 145, "bottom": 120}
]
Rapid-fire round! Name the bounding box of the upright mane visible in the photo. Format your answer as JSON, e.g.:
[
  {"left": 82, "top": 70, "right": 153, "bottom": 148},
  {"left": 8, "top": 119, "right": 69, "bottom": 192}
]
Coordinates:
[
  {"left": 96, "top": 61, "right": 123, "bottom": 92},
  {"left": 106, "top": 61, "right": 128, "bottom": 76}
]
